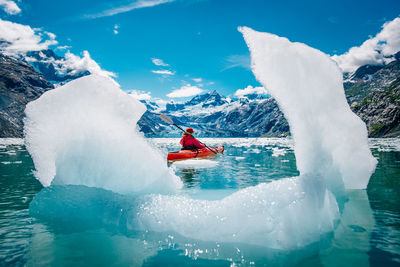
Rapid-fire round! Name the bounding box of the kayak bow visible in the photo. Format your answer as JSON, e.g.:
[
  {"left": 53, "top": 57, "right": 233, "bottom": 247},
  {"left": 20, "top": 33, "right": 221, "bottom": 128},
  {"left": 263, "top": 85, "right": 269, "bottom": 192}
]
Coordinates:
[{"left": 167, "top": 146, "right": 224, "bottom": 162}]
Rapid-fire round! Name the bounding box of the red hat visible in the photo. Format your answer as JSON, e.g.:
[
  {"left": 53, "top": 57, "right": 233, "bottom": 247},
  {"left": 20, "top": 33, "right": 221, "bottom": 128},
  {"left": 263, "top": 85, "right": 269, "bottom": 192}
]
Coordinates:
[{"left": 186, "top": 128, "right": 194, "bottom": 134}]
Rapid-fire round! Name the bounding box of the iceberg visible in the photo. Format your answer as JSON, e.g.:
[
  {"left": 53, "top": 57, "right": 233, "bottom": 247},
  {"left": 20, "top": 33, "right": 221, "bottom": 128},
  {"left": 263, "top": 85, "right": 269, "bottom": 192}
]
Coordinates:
[
  {"left": 239, "top": 27, "right": 377, "bottom": 192},
  {"left": 24, "top": 75, "right": 182, "bottom": 195}
]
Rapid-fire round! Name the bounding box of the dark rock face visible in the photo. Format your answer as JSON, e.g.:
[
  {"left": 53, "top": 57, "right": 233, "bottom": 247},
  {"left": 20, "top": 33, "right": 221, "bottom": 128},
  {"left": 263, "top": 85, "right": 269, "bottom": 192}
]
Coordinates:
[
  {"left": 344, "top": 55, "right": 400, "bottom": 137},
  {"left": 0, "top": 54, "right": 54, "bottom": 137},
  {"left": 352, "top": 78, "right": 400, "bottom": 137},
  {"left": 351, "top": 64, "right": 383, "bottom": 81},
  {"left": 346, "top": 58, "right": 400, "bottom": 103}
]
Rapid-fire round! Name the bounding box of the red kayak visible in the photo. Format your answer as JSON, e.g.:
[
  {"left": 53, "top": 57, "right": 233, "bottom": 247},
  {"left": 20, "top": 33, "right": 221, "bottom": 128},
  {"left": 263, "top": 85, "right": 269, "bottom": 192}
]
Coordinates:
[{"left": 167, "top": 146, "right": 224, "bottom": 162}]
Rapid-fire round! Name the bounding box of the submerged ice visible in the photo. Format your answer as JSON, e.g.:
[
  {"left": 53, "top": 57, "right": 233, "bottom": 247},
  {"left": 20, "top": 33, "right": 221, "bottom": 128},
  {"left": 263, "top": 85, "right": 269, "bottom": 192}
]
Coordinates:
[
  {"left": 27, "top": 27, "right": 377, "bottom": 250},
  {"left": 137, "top": 174, "right": 339, "bottom": 248}
]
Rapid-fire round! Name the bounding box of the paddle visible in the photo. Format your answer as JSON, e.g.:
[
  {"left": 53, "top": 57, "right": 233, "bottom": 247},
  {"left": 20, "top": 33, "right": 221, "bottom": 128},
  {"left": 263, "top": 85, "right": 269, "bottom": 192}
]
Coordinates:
[{"left": 159, "top": 114, "right": 218, "bottom": 155}]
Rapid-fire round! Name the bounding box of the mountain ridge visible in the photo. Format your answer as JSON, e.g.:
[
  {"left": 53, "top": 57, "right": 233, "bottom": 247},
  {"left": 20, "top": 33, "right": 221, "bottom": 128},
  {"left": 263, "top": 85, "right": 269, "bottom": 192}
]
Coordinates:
[
  {"left": 0, "top": 53, "right": 54, "bottom": 137},
  {"left": 0, "top": 48, "right": 398, "bottom": 138}
]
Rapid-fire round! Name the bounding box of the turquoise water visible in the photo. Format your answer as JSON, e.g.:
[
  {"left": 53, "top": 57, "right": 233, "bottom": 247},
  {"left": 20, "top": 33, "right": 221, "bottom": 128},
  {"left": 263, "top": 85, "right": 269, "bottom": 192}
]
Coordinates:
[{"left": 0, "top": 138, "right": 399, "bottom": 266}]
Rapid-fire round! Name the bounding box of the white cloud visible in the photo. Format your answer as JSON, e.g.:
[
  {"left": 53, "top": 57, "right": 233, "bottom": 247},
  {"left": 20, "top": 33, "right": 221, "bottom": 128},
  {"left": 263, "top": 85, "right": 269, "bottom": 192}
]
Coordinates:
[
  {"left": 223, "top": 54, "right": 251, "bottom": 71},
  {"left": 152, "top": 69, "right": 175, "bottom": 75},
  {"left": 127, "top": 90, "right": 152, "bottom": 100},
  {"left": 332, "top": 17, "right": 400, "bottom": 73},
  {"left": 45, "top": 31, "right": 56, "bottom": 40},
  {"left": 167, "top": 84, "right": 204, "bottom": 98},
  {"left": 59, "top": 51, "right": 116, "bottom": 78},
  {"left": 152, "top": 57, "right": 169, "bottom": 66},
  {"left": 0, "top": 0, "right": 21, "bottom": 15},
  {"left": 234, "top": 85, "right": 267, "bottom": 97},
  {"left": 127, "top": 90, "right": 167, "bottom": 110},
  {"left": 85, "top": 0, "right": 175, "bottom": 19},
  {"left": 0, "top": 19, "right": 57, "bottom": 56},
  {"left": 0, "top": 19, "right": 115, "bottom": 80},
  {"left": 113, "top": 24, "right": 119, "bottom": 35},
  {"left": 155, "top": 98, "right": 167, "bottom": 106},
  {"left": 192, "top": 77, "right": 202, "bottom": 83},
  {"left": 57, "top": 45, "right": 72, "bottom": 50}
]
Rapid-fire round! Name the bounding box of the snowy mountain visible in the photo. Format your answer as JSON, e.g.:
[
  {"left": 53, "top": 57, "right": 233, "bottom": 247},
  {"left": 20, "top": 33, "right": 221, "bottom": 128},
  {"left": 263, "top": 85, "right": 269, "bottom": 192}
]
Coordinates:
[
  {"left": 0, "top": 48, "right": 397, "bottom": 138},
  {"left": 138, "top": 52, "right": 400, "bottom": 138},
  {"left": 345, "top": 51, "right": 400, "bottom": 103},
  {"left": 137, "top": 90, "right": 287, "bottom": 137},
  {"left": 25, "top": 49, "right": 90, "bottom": 83}
]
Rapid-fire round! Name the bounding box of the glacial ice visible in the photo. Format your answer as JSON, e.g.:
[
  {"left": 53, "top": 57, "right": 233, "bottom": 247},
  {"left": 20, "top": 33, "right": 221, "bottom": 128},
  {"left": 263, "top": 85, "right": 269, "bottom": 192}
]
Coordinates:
[
  {"left": 172, "top": 159, "right": 219, "bottom": 168},
  {"left": 24, "top": 75, "right": 182, "bottom": 194},
  {"left": 239, "top": 27, "right": 377, "bottom": 191}
]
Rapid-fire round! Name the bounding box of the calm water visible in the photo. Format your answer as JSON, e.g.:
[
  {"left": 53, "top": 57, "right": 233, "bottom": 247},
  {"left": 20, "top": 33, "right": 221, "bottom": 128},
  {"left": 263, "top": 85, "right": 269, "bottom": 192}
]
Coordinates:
[{"left": 0, "top": 138, "right": 399, "bottom": 266}]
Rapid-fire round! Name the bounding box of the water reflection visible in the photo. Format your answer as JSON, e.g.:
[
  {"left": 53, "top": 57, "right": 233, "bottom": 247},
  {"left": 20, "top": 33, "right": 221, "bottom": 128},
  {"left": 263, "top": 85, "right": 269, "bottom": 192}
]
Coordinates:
[
  {"left": 367, "top": 150, "right": 400, "bottom": 265},
  {"left": 180, "top": 168, "right": 200, "bottom": 187}
]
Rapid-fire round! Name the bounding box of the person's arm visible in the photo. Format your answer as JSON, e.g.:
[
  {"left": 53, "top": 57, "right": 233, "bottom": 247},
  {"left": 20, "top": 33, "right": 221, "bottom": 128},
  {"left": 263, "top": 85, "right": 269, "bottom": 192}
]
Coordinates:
[{"left": 192, "top": 137, "right": 205, "bottom": 148}]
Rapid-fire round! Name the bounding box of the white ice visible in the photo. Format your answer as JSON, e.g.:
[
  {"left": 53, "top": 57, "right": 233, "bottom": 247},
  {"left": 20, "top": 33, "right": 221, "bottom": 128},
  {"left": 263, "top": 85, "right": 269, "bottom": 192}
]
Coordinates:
[
  {"left": 239, "top": 27, "right": 377, "bottom": 191},
  {"left": 172, "top": 159, "right": 218, "bottom": 168},
  {"left": 24, "top": 75, "right": 182, "bottom": 195}
]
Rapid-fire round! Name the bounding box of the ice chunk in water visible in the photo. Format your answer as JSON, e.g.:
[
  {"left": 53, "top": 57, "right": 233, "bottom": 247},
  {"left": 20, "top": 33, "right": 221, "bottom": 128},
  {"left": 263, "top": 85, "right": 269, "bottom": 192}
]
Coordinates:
[
  {"left": 239, "top": 27, "right": 377, "bottom": 191},
  {"left": 24, "top": 75, "right": 182, "bottom": 195}
]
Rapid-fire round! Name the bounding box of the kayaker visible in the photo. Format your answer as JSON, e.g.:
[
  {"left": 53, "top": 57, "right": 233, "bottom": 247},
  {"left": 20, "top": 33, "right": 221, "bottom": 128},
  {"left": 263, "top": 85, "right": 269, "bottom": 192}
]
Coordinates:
[{"left": 180, "top": 128, "right": 206, "bottom": 150}]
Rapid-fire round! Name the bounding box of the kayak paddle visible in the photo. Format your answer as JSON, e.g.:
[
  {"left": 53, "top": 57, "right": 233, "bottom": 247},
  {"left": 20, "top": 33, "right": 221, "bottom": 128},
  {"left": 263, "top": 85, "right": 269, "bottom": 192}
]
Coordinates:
[{"left": 159, "top": 114, "right": 218, "bottom": 155}]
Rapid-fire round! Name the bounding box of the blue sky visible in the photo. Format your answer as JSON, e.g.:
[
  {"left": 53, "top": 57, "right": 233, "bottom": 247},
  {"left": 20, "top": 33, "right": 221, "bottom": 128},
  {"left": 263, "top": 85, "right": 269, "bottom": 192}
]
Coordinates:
[{"left": 1, "top": 0, "right": 400, "bottom": 101}]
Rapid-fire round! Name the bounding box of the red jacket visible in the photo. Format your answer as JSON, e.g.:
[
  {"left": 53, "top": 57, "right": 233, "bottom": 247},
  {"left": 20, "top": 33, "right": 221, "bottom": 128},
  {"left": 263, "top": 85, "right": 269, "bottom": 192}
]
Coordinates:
[{"left": 180, "top": 134, "right": 205, "bottom": 149}]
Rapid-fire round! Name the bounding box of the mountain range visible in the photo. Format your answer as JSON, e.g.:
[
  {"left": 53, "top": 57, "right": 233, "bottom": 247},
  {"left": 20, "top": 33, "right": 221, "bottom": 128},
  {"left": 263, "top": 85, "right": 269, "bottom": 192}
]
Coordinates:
[
  {"left": 137, "top": 90, "right": 287, "bottom": 137},
  {"left": 137, "top": 53, "right": 400, "bottom": 138},
  {"left": 24, "top": 49, "right": 90, "bottom": 83},
  {"left": 0, "top": 48, "right": 399, "bottom": 138}
]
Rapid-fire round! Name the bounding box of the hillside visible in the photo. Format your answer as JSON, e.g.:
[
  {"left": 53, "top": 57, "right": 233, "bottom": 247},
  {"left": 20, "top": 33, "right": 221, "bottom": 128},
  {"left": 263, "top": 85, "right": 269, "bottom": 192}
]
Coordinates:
[{"left": 0, "top": 54, "right": 54, "bottom": 137}]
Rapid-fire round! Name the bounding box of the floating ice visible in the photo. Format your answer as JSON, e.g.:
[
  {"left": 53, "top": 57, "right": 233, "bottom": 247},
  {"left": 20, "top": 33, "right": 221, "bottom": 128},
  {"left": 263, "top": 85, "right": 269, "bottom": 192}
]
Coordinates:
[
  {"left": 271, "top": 147, "right": 287, "bottom": 157},
  {"left": 24, "top": 75, "right": 182, "bottom": 194},
  {"left": 0, "top": 138, "right": 24, "bottom": 145},
  {"left": 172, "top": 159, "right": 218, "bottom": 168},
  {"left": 150, "top": 137, "right": 294, "bottom": 150},
  {"left": 239, "top": 27, "right": 377, "bottom": 191},
  {"left": 369, "top": 138, "right": 400, "bottom": 152}
]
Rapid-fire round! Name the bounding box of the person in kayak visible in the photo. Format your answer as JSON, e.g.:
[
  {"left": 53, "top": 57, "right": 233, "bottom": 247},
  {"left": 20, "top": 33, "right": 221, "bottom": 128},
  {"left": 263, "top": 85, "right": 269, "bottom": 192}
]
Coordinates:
[{"left": 180, "top": 128, "right": 206, "bottom": 150}]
